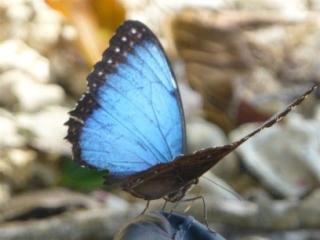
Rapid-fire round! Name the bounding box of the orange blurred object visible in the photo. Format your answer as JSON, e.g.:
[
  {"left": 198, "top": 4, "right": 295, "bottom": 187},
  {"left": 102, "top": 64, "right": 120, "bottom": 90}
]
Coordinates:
[
  {"left": 45, "top": 0, "right": 125, "bottom": 66},
  {"left": 92, "top": 0, "right": 126, "bottom": 31}
]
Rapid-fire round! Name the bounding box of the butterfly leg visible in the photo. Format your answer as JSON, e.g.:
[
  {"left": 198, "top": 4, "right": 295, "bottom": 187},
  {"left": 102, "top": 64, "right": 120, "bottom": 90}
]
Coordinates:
[
  {"left": 180, "top": 195, "right": 216, "bottom": 233},
  {"left": 162, "top": 200, "right": 168, "bottom": 211},
  {"left": 165, "top": 200, "right": 180, "bottom": 221},
  {"left": 140, "top": 200, "right": 150, "bottom": 215}
]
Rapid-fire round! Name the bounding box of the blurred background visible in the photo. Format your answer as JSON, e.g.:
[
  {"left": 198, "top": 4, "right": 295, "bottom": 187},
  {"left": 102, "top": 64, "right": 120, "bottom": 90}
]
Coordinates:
[{"left": 0, "top": 0, "right": 320, "bottom": 239}]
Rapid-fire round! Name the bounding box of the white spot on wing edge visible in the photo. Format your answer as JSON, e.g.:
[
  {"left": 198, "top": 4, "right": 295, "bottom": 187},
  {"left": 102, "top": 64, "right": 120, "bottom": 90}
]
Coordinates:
[
  {"left": 69, "top": 115, "right": 84, "bottom": 124},
  {"left": 170, "top": 76, "right": 177, "bottom": 89}
]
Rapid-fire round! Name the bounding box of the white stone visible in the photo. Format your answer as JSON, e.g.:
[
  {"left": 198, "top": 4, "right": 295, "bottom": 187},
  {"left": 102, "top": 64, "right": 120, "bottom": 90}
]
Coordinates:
[
  {"left": 0, "top": 40, "right": 50, "bottom": 83},
  {"left": 0, "top": 109, "right": 25, "bottom": 148},
  {"left": 16, "top": 106, "right": 71, "bottom": 154},
  {"left": 12, "top": 77, "right": 65, "bottom": 111}
]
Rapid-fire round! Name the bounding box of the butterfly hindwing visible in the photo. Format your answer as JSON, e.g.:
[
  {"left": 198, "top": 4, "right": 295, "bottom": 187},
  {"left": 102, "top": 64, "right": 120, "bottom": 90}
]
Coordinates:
[{"left": 66, "top": 21, "right": 185, "bottom": 181}]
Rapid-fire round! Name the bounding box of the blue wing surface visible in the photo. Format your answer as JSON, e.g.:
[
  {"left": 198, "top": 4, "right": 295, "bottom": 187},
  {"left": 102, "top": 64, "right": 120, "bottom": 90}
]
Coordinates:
[{"left": 66, "top": 21, "right": 185, "bottom": 179}]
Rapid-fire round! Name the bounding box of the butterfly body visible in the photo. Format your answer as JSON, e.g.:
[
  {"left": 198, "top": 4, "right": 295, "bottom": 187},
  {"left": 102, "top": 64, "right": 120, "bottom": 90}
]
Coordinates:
[{"left": 66, "top": 20, "right": 318, "bottom": 203}]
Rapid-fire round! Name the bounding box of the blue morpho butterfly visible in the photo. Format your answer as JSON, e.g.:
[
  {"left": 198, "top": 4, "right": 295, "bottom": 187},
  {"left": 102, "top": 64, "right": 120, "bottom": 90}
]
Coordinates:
[{"left": 65, "top": 21, "right": 317, "bottom": 207}]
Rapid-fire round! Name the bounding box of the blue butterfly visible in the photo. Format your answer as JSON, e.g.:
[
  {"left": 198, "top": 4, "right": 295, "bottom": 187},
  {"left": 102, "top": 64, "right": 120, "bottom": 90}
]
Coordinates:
[{"left": 65, "top": 20, "right": 317, "bottom": 203}]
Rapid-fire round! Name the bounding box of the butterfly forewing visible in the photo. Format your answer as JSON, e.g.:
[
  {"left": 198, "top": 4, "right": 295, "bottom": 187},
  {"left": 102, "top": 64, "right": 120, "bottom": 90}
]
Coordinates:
[{"left": 65, "top": 21, "right": 185, "bottom": 180}]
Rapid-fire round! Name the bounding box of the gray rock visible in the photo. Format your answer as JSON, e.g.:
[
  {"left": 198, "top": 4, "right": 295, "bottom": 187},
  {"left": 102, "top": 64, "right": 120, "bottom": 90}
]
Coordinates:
[
  {"left": 229, "top": 114, "right": 320, "bottom": 198},
  {"left": 16, "top": 106, "right": 71, "bottom": 154}
]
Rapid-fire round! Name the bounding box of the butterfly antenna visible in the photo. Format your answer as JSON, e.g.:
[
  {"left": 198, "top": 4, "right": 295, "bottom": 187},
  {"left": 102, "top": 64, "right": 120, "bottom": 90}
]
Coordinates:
[{"left": 201, "top": 176, "right": 242, "bottom": 201}]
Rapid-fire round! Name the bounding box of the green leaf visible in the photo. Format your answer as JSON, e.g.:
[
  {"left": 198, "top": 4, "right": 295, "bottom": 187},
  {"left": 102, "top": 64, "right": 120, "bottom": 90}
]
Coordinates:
[{"left": 61, "top": 157, "right": 109, "bottom": 190}]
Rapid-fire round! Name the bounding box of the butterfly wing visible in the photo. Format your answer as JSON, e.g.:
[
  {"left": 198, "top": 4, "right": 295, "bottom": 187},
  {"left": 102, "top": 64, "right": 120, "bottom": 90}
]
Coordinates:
[{"left": 65, "top": 21, "right": 185, "bottom": 182}]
